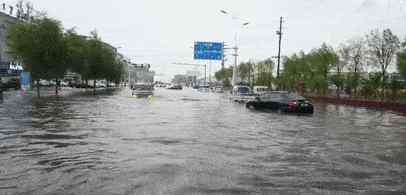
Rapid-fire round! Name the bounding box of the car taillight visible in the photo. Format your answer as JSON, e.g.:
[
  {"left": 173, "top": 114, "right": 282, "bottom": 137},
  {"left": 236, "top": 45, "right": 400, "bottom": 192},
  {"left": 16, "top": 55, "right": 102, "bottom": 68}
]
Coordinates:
[{"left": 288, "top": 100, "right": 297, "bottom": 108}]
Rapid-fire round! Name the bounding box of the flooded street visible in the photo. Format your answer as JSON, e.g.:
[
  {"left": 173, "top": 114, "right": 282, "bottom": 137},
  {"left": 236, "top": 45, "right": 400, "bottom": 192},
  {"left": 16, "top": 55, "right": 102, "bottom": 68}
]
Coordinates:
[{"left": 1, "top": 88, "right": 406, "bottom": 195}]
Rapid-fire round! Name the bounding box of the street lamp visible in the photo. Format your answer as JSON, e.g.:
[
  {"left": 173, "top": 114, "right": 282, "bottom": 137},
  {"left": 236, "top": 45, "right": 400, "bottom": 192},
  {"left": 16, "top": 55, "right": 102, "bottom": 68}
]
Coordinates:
[{"left": 220, "top": 9, "right": 249, "bottom": 86}]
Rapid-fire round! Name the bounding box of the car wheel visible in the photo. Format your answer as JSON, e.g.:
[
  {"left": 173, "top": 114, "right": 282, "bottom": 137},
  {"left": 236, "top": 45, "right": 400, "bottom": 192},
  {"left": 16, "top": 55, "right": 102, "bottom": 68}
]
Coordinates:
[
  {"left": 246, "top": 103, "right": 255, "bottom": 109},
  {"left": 280, "top": 107, "right": 288, "bottom": 113}
]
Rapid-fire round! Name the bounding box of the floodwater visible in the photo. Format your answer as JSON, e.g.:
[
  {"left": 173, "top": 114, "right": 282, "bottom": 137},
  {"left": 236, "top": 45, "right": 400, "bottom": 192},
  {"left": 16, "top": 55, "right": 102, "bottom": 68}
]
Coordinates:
[{"left": 1, "top": 88, "right": 405, "bottom": 195}]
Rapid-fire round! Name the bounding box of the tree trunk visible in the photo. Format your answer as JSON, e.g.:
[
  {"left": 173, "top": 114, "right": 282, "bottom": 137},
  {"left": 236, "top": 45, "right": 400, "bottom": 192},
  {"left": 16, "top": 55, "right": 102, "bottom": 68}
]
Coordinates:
[
  {"left": 354, "top": 67, "right": 358, "bottom": 97},
  {"left": 381, "top": 72, "right": 386, "bottom": 101},
  {"left": 337, "top": 73, "right": 341, "bottom": 98},
  {"left": 36, "top": 80, "right": 40, "bottom": 98},
  {"left": 55, "top": 78, "right": 58, "bottom": 96},
  {"left": 85, "top": 80, "right": 89, "bottom": 91},
  {"left": 93, "top": 80, "right": 96, "bottom": 95}
]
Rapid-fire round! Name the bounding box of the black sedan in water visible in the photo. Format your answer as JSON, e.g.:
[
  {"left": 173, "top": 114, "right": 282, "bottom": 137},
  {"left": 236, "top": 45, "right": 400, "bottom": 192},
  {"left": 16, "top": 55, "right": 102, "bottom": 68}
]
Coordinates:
[
  {"left": 246, "top": 91, "right": 314, "bottom": 114},
  {"left": 1, "top": 78, "right": 21, "bottom": 91}
]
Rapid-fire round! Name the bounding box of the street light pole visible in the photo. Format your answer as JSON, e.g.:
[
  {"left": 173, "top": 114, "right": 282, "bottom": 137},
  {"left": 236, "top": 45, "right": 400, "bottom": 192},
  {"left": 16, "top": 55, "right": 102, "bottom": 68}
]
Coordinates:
[
  {"left": 204, "top": 64, "right": 207, "bottom": 85},
  {"left": 220, "top": 10, "right": 249, "bottom": 86}
]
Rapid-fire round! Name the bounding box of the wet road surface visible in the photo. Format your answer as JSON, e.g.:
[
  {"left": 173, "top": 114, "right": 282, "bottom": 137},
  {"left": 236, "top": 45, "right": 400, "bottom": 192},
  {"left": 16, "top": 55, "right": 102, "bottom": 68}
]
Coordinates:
[{"left": 1, "top": 88, "right": 406, "bottom": 195}]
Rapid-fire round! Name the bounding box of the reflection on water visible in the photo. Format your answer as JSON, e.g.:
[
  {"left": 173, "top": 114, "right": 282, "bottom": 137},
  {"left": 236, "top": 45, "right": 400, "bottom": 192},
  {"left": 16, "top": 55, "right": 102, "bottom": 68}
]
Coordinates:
[{"left": 1, "top": 88, "right": 406, "bottom": 194}]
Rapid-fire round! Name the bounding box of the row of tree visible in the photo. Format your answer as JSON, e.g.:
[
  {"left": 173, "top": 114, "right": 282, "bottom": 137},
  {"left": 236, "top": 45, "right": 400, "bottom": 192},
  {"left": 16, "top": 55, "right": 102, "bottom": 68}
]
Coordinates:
[
  {"left": 7, "top": 15, "right": 127, "bottom": 97},
  {"left": 280, "top": 29, "right": 404, "bottom": 100},
  {"left": 215, "top": 59, "right": 274, "bottom": 88},
  {"left": 216, "top": 28, "right": 406, "bottom": 101}
]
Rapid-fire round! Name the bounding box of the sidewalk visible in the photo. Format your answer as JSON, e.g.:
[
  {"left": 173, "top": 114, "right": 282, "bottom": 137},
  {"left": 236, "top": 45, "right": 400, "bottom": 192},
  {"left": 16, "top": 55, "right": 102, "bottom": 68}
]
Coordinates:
[
  {"left": 0, "top": 87, "right": 120, "bottom": 100},
  {"left": 307, "top": 95, "right": 406, "bottom": 115}
]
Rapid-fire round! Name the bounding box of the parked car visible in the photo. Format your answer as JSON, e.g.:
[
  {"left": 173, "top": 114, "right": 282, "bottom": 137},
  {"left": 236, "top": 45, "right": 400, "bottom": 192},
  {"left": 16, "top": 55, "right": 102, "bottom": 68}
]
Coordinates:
[
  {"left": 1, "top": 78, "right": 21, "bottom": 90},
  {"left": 230, "top": 85, "right": 257, "bottom": 103},
  {"left": 60, "top": 81, "right": 69, "bottom": 87},
  {"left": 231, "top": 85, "right": 251, "bottom": 96},
  {"left": 49, "top": 80, "right": 57, "bottom": 86},
  {"left": 38, "top": 79, "right": 50, "bottom": 87},
  {"left": 198, "top": 85, "right": 210, "bottom": 92},
  {"left": 246, "top": 91, "right": 314, "bottom": 114},
  {"left": 96, "top": 81, "right": 107, "bottom": 88},
  {"left": 253, "top": 86, "right": 270, "bottom": 95},
  {"left": 213, "top": 86, "right": 224, "bottom": 93},
  {"left": 74, "top": 83, "right": 92, "bottom": 88}
]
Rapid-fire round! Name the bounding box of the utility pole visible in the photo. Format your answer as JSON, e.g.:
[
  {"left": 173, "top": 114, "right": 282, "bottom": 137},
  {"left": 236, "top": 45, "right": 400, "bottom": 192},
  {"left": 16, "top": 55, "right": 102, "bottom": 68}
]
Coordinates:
[
  {"left": 208, "top": 61, "right": 211, "bottom": 85},
  {"left": 221, "top": 42, "right": 225, "bottom": 71},
  {"left": 204, "top": 64, "right": 207, "bottom": 85},
  {"left": 276, "top": 16, "right": 283, "bottom": 78},
  {"left": 232, "top": 46, "right": 239, "bottom": 86}
]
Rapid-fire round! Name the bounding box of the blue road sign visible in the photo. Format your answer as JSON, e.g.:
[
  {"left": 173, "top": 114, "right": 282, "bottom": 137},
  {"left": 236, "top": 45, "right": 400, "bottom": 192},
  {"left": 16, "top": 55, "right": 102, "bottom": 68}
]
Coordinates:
[
  {"left": 194, "top": 42, "right": 224, "bottom": 60},
  {"left": 20, "top": 72, "right": 30, "bottom": 86}
]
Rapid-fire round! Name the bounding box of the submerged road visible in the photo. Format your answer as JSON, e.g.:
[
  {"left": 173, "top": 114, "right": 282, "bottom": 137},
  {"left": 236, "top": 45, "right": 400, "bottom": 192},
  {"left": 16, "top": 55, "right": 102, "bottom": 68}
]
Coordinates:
[{"left": 1, "top": 88, "right": 405, "bottom": 195}]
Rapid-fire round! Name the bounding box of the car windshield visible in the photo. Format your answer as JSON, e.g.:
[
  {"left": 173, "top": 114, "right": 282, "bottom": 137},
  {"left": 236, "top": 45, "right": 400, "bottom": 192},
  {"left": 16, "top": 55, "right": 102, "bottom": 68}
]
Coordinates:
[
  {"left": 133, "top": 85, "right": 153, "bottom": 90},
  {"left": 288, "top": 93, "right": 305, "bottom": 100},
  {"left": 237, "top": 87, "right": 250, "bottom": 94}
]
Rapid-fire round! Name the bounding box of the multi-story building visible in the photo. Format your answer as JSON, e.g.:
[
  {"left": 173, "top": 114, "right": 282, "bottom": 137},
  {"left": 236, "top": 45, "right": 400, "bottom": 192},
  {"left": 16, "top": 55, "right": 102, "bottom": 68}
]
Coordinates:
[{"left": 0, "top": 11, "right": 19, "bottom": 79}]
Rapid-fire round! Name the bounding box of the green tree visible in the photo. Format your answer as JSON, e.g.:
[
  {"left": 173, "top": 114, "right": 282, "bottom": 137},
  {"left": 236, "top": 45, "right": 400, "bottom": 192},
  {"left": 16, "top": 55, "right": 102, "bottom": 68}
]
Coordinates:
[
  {"left": 344, "top": 73, "right": 361, "bottom": 96},
  {"left": 366, "top": 29, "right": 400, "bottom": 100},
  {"left": 307, "top": 44, "right": 338, "bottom": 95},
  {"left": 346, "top": 38, "right": 366, "bottom": 96},
  {"left": 397, "top": 40, "right": 406, "bottom": 80},
  {"left": 107, "top": 59, "right": 125, "bottom": 85},
  {"left": 64, "top": 29, "right": 89, "bottom": 80},
  {"left": 329, "top": 74, "right": 344, "bottom": 97},
  {"left": 85, "top": 31, "right": 117, "bottom": 94},
  {"left": 280, "top": 52, "right": 307, "bottom": 91},
  {"left": 361, "top": 73, "right": 381, "bottom": 99},
  {"left": 254, "top": 58, "right": 274, "bottom": 88},
  {"left": 335, "top": 43, "right": 352, "bottom": 97},
  {"left": 388, "top": 78, "right": 402, "bottom": 101},
  {"left": 238, "top": 62, "right": 251, "bottom": 82},
  {"left": 8, "top": 17, "right": 68, "bottom": 97},
  {"left": 215, "top": 66, "right": 233, "bottom": 88}
]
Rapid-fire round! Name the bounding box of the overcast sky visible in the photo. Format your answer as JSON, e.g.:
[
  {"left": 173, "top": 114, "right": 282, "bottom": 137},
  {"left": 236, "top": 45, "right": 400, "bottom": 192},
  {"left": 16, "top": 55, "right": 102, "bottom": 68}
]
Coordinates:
[{"left": 26, "top": 0, "right": 406, "bottom": 81}]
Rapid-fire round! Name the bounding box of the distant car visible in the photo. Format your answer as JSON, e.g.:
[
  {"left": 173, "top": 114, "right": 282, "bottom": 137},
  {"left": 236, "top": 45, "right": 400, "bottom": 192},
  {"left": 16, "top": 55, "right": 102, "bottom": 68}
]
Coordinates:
[
  {"left": 246, "top": 91, "right": 314, "bottom": 114},
  {"left": 213, "top": 86, "right": 224, "bottom": 93},
  {"left": 231, "top": 85, "right": 251, "bottom": 96},
  {"left": 167, "top": 84, "right": 182, "bottom": 90},
  {"left": 198, "top": 85, "right": 210, "bottom": 92},
  {"left": 49, "top": 80, "right": 57, "bottom": 86},
  {"left": 39, "top": 79, "right": 50, "bottom": 86},
  {"left": 60, "top": 81, "right": 69, "bottom": 87},
  {"left": 230, "top": 85, "right": 257, "bottom": 103},
  {"left": 253, "top": 86, "right": 270, "bottom": 95},
  {"left": 74, "top": 83, "right": 92, "bottom": 88},
  {"left": 96, "top": 81, "right": 106, "bottom": 88}
]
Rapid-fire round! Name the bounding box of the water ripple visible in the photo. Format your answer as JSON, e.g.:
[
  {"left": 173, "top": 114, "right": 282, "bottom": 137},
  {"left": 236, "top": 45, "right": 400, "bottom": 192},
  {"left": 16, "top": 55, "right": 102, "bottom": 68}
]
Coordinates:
[{"left": 0, "top": 88, "right": 405, "bottom": 194}]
